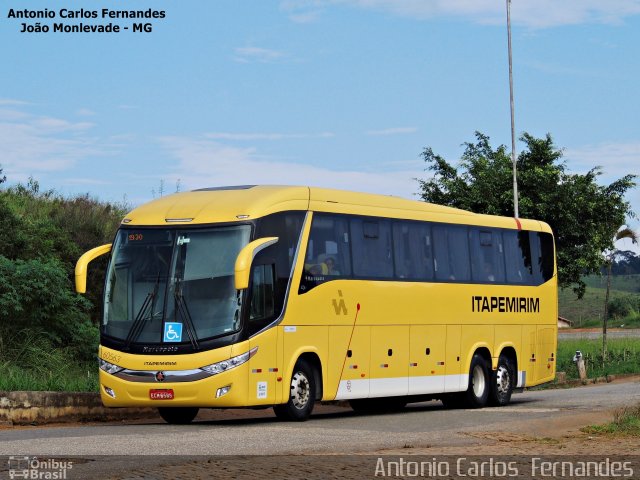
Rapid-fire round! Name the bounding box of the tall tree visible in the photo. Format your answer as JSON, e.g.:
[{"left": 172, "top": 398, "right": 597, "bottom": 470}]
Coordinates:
[
  {"left": 0, "top": 164, "right": 6, "bottom": 185},
  {"left": 417, "top": 132, "right": 637, "bottom": 298},
  {"left": 603, "top": 227, "right": 638, "bottom": 361}
]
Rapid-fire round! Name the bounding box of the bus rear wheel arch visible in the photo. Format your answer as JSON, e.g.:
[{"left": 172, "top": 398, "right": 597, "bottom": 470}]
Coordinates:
[{"left": 273, "top": 357, "right": 317, "bottom": 421}]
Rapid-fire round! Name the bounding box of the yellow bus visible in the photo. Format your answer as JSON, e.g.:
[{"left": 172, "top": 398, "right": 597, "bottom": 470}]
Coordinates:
[{"left": 76, "top": 185, "right": 557, "bottom": 424}]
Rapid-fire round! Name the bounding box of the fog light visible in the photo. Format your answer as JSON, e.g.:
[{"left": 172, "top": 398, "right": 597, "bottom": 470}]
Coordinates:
[
  {"left": 103, "top": 386, "right": 116, "bottom": 398},
  {"left": 216, "top": 385, "right": 231, "bottom": 398}
]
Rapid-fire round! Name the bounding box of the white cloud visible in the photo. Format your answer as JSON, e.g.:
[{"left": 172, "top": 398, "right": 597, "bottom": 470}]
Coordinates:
[
  {"left": 76, "top": 108, "right": 96, "bottom": 116},
  {"left": 0, "top": 106, "right": 111, "bottom": 176},
  {"left": 366, "top": 127, "right": 418, "bottom": 136},
  {"left": 564, "top": 141, "right": 640, "bottom": 179},
  {"left": 233, "top": 47, "right": 286, "bottom": 63},
  {"left": 158, "top": 135, "right": 421, "bottom": 199},
  {"left": 281, "top": 0, "right": 640, "bottom": 28},
  {"left": 0, "top": 98, "right": 31, "bottom": 106},
  {"left": 205, "top": 131, "right": 334, "bottom": 141}
]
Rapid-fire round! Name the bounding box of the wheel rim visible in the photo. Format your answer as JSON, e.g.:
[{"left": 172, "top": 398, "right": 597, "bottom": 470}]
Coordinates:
[
  {"left": 290, "top": 371, "right": 310, "bottom": 410},
  {"left": 472, "top": 365, "right": 486, "bottom": 398},
  {"left": 496, "top": 365, "right": 511, "bottom": 395}
]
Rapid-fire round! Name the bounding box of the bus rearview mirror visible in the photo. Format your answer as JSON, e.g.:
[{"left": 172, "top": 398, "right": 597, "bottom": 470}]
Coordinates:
[
  {"left": 234, "top": 237, "right": 279, "bottom": 290},
  {"left": 75, "top": 243, "right": 112, "bottom": 294}
]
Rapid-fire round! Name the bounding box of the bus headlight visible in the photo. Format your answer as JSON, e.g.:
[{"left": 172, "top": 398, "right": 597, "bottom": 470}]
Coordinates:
[
  {"left": 99, "top": 358, "right": 124, "bottom": 375},
  {"left": 200, "top": 347, "right": 258, "bottom": 375}
]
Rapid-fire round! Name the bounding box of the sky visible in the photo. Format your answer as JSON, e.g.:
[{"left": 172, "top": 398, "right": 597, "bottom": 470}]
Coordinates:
[{"left": 1, "top": 0, "right": 639, "bottom": 252}]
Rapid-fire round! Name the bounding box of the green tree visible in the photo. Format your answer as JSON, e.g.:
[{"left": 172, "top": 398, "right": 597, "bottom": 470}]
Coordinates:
[
  {"left": 0, "top": 164, "right": 5, "bottom": 184},
  {"left": 603, "top": 227, "right": 638, "bottom": 361},
  {"left": 417, "top": 132, "right": 637, "bottom": 297}
]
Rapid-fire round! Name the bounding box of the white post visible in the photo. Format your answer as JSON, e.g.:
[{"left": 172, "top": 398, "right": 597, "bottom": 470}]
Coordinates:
[{"left": 506, "top": 0, "right": 519, "bottom": 218}]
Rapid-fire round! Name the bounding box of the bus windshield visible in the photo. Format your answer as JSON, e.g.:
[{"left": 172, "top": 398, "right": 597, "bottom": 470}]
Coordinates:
[{"left": 103, "top": 225, "right": 251, "bottom": 345}]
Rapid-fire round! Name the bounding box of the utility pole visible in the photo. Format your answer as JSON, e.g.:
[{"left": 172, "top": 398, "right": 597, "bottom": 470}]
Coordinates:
[{"left": 506, "top": 0, "right": 519, "bottom": 218}]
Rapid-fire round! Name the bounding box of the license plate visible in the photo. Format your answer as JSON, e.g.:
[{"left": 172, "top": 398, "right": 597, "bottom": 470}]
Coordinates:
[{"left": 150, "top": 389, "right": 174, "bottom": 400}]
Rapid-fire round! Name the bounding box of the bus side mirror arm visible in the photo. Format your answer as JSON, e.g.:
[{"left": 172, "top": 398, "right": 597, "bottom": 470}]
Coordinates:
[
  {"left": 75, "top": 244, "right": 112, "bottom": 294},
  {"left": 234, "top": 237, "right": 279, "bottom": 290}
]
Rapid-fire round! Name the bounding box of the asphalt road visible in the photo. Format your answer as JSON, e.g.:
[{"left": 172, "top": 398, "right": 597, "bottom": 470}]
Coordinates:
[
  {"left": 2, "top": 379, "right": 639, "bottom": 458},
  {"left": 2, "top": 379, "right": 639, "bottom": 479}
]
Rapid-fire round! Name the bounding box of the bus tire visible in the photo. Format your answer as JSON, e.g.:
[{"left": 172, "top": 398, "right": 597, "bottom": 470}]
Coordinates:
[
  {"left": 273, "top": 358, "right": 316, "bottom": 421},
  {"left": 462, "top": 354, "right": 490, "bottom": 408},
  {"left": 489, "top": 355, "right": 514, "bottom": 406},
  {"left": 158, "top": 407, "right": 199, "bottom": 424}
]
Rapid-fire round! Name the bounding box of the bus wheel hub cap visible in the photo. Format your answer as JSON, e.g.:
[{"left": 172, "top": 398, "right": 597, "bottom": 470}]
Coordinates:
[{"left": 291, "top": 372, "right": 310, "bottom": 409}]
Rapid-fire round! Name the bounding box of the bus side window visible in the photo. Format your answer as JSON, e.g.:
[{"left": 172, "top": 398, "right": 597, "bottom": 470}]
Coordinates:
[
  {"left": 433, "top": 224, "right": 470, "bottom": 282},
  {"left": 470, "top": 228, "right": 505, "bottom": 283},
  {"left": 539, "top": 232, "right": 555, "bottom": 281},
  {"left": 351, "top": 218, "right": 393, "bottom": 278},
  {"left": 249, "top": 264, "right": 275, "bottom": 334},
  {"left": 393, "top": 221, "right": 433, "bottom": 280},
  {"left": 504, "top": 230, "right": 533, "bottom": 285},
  {"left": 299, "top": 213, "right": 351, "bottom": 293}
]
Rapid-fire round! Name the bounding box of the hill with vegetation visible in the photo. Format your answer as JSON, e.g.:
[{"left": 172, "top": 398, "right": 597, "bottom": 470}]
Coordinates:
[
  {"left": 559, "top": 275, "right": 640, "bottom": 328},
  {"left": 0, "top": 176, "right": 125, "bottom": 390}
]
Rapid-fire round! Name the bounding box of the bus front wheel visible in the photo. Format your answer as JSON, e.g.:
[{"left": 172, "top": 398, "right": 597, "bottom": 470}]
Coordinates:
[
  {"left": 273, "top": 358, "right": 316, "bottom": 421},
  {"left": 158, "top": 407, "right": 199, "bottom": 424}
]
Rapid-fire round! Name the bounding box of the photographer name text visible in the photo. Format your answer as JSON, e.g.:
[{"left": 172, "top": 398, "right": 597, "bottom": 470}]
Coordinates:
[{"left": 7, "top": 7, "right": 166, "bottom": 33}]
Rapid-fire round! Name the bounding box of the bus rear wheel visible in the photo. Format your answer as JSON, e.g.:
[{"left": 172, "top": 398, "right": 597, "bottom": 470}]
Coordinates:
[
  {"left": 489, "top": 356, "right": 514, "bottom": 406},
  {"left": 273, "top": 358, "right": 316, "bottom": 421},
  {"left": 158, "top": 407, "right": 199, "bottom": 424},
  {"left": 462, "top": 354, "right": 490, "bottom": 408}
]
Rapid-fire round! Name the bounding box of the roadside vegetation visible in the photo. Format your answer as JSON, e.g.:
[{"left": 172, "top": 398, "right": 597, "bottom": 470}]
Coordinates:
[
  {"left": 556, "top": 338, "right": 640, "bottom": 380},
  {"left": 559, "top": 282, "right": 640, "bottom": 329},
  {"left": 583, "top": 403, "right": 640, "bottom": 436},
  {"left": 0, "top": 171, "right": 124, "bottom": 392}
]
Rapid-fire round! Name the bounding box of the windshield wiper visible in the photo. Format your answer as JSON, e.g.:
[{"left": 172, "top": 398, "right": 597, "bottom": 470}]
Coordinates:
[
  {"left": 174, "top": 286, "right": 200, "bottom": 351},
  {"left": 124, "top": 274, "right": 161, "bottom": 349}
]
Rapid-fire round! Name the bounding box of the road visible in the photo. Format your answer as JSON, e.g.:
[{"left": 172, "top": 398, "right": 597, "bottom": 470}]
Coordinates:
[
  {"left": 1, "top": 378, "right": 639, "bottom": 478},
  {"left": 558, "top": 328, "right": 640, "bottom": 339}
]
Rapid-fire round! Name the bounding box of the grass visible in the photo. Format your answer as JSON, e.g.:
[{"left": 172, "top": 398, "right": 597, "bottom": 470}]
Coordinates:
[
  {"left": 558, "top": 284, "right": 640, "bottom": 328},
  {"left": 0, "top": 329, "right": 98, "bottom": 392},
  {"left": 583, "top": 403, "right": 640, "bottom": 436},
  {"left": 557, "top": 337, "right": 640, "bottom": 380}
]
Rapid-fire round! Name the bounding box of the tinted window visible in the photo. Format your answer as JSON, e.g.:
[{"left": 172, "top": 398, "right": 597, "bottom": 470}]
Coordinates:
[
  {"left": 470, "top": 228, "right": 505, "bottom": 283},
  {"left": 539, "top": 232, "right": 555, "bottom": 281},
  {"left": 300, "top": 214, "right": 351, "bottom": 293},
  {"left": 433, "top": 224, "right": 470, "bottom": 282},
  {"left": 530, "top": 231, "right": 555, "bottom": 284},
  {"left": 351, "top": 218, "right": 393, "bottom": 278},
  {"left": 254, "top": 211, "right": 305, "bottom": 314},
  {"left": 503, "top": 230, "right": 534, "bottom": 284},
  {"left": 393, "top": 221, "right": 434, "bottom": 280}
]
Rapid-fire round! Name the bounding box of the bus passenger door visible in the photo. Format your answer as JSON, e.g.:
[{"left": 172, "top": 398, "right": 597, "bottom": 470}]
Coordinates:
[
  {"left": 409, "top": 325, "right": 446, "bottom": 395},
  {"left": 330, "top": 326, "right": 370, "bottom": 400},
  {"left": 370, "top": 326, "right": 409, "bottom": 397}
]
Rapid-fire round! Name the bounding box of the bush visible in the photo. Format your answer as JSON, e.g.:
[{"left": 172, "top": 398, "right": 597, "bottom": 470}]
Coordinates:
[
  {"left": 0, "top": 256, "right": 97, "bottom": 361},
  {"left": 608, "top": 296, "right": 638, "bottom": 319}
]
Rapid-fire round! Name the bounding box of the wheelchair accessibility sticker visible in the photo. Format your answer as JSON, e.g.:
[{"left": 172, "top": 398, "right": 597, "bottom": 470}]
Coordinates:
[{"left": 163, "top": 322, "right": 183, "bottom": 343}]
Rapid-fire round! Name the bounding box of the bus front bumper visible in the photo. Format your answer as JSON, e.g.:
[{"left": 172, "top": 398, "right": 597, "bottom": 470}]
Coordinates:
[{"left": 98, "top": 365, "right": 250, "bottom": 408}]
